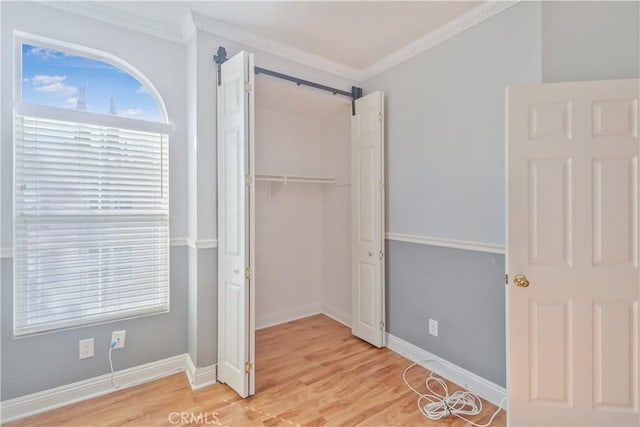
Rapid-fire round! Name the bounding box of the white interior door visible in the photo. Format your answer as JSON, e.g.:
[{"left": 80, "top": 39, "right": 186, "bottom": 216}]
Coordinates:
[
  {"left": 217, "top": 51, "right": 255, "bottom": 398},
  {"left": 352, "top": 91, "right": 385, "bottom": 347},
  {"left": 507, "top": 79, "right": 639, "bottom": 425}
]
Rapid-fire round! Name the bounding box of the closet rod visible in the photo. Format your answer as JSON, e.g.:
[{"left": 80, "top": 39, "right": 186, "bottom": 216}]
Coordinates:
[{"left": 213, "top": 46, "right": 364, "bottom": 115}]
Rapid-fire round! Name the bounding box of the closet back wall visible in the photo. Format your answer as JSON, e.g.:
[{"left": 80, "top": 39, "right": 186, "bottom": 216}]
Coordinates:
[
  {"left": 255, "top": 88, "right": 325, "bottom": 327},
  {"left": 254, "top": 78, "right": 352, "bottom": 329},
  {"left": 321, "top": 108, "right": 352, "bottom": 323}
]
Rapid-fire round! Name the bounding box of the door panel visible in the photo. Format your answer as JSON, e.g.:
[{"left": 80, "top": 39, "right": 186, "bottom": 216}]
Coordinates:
[
  {"left": 592, "top": 99, "right": 638, "bottom": 139},
  {"left": 592, "top": 157, "right": 637, "bottom": 266},
  {"left": 508, "top": 79, "right": 639, "bottom": 425},
  {"left": 529, "top": 299, "right": 573, "bottom": 406},
  {"left": 224, "top": 129, "right": 241, "bottom": 255},
  {"left": 358, "top": 264, "right": 376, "bottom": 327},
  {"left": 358, "top": 147, "right": 375, "bottom": 243},
  {"left": 351, "top": 91, "right": 385, "bottom": 348},
  {"left": 217, "top": 51, "right": 255, "bottom": 398},
  {"left": 593, "top": 301, "right": 638, "bottom": 412},
  {"left": 527, "top": 158, "right": 573, "bottom": 266}
]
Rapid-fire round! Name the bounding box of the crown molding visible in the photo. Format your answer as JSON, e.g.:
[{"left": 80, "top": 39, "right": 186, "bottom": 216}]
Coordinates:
[
  {"left": 38, "top": 1, "right": 187, "bottom": 44},
  {"left": 359, "top": 0, "right": 522, "bottom": 81},
  {"left": 188, "top": 11, "right": 362, "bottom": 81}
]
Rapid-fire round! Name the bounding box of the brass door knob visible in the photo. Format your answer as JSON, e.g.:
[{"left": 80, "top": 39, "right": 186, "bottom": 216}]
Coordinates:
[{"left": 513, "top": 274, "right": 530, "bottom": 288}]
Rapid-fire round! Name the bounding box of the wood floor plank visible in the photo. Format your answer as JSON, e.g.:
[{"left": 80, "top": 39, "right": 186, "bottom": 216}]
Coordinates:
[{"left": 7, "top": 314, "right": 505, "bottom": 426}]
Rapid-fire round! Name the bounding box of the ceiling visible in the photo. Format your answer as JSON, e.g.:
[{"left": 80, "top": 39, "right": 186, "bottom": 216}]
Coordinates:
[{"left": 82, "top": 1, "right": 481, "bottom": 71}]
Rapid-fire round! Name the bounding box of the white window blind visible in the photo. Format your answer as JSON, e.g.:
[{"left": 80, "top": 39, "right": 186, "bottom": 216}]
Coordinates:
[{"left": 14, "top": 104, "right": 170, "bottom": 336}]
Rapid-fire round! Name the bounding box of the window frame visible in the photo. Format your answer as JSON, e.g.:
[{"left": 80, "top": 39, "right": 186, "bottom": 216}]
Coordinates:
[{"left": 12, "top": 34, "right": 173, "bottom": 337}]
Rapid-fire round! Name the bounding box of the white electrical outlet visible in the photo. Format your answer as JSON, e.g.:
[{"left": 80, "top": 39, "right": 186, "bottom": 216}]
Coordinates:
[
  {"left": 111, "top": 330, "right": 126, "bottom": 349},
  {"left": 428, "top": 318, "right": 439, "bottom": 337},
  {"left": 79, "top": 338, "right": 94, "bottom": 359}
]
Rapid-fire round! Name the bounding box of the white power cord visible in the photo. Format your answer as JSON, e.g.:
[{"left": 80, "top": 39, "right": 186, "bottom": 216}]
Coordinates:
[
  {"left": 403, "top": 360, "right": 506, "bottom": 427},
  {"left": 108, "top": 340, "right": 183, "bottom": 390},
  {"left": 108, "top": 341, "right": 120, "bottom": 389}
]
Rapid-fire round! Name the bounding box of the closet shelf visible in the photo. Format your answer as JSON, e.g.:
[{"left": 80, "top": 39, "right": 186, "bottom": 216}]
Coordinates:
[{"left": 256, "top": 173, "right": 336, "bottom": 185}]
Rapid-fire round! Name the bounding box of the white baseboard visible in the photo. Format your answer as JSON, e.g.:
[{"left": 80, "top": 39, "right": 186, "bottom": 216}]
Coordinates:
[
  {"left": 385, "top": 333, "right": 507, "bottom": 407},
  {"left": 0, "top": 353, "right": 188, "bottom": 423},
  {"left": 185, "top": 355, "right": 217, "bottom": 390},
  {"left": 256, "top": 303, "right": 322, "bottom": 330},
  {"left": 322, "top": 304, "right": 351, "bottom": 327}
]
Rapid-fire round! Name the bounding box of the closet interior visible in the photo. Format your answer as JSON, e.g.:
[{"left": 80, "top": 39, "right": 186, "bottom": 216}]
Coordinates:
[{"left": 254, "top": 75, "right": 352, "bottom": 331}]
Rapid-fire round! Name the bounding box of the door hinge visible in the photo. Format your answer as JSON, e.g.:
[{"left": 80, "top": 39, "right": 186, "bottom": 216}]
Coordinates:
[
  {"left": 245, "top": 175, "right": 253, "bottom": 185},
  {"left": 379, "top": 112, "right": 384, "bottom": 122},
  {"left": 379, "top": 251, "right": 384, "bottom": 260},
  {"left": 245, "top": 267, "right": 253, "bottom": 279},
  {"left": 379, "top": 321, "right": 385, "bottom": 330},
  {"left": 379, "top": 182, "right": 384, "bottom": 191},
  {"left": 245, "top": 81, "right": 252, "bottom": 93},
  {"left": 245, "top": 361, "right": 253, "bottom": 373},
  {"left": 505, "top": 274, "right": 508, "bottom": 285}
]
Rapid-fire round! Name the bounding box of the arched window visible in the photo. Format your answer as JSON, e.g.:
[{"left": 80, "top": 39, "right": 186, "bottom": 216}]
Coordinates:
[
  {"left": 20, "top": 42, "right": 165, "bottom": 122},
  {"left": 14, "top": 37, "right": 171, "bottom": 336}
]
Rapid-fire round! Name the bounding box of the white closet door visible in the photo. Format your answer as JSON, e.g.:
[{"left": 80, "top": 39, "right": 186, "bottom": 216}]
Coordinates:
[
  {"left": 351, "top": 91, "right": 386, "bottom": 347},
  {"left": 217, "top": 51, "right": 255, "bottom": 398},
  {"left": 507, "top": 79, "right": 639, "bottom": 425}
]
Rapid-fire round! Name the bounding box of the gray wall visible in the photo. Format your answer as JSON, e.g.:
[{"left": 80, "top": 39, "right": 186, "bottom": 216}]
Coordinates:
[
  {"left": 1, "top": 247, "right": 188, "bottom": 400},
  {"left": 0, "top": 2, "right": 189, "bottom": 400},
  {"left": 386, "top": 241, "right": 506, "bottom": 385},
  {"left": 195, "top": 248, "right": 218, "bottom": 365},
  {"left": 365, "top": 0, "right": 639, "bottom": 389},
  {"left": 365, "top": 1, "right": 541, "bottom": 245},
  {"left": 541, "top": 1, "right": 640, "bottom": 83},
  {"left": 364, "top": 1, "right": 542, "bottom": 387}
]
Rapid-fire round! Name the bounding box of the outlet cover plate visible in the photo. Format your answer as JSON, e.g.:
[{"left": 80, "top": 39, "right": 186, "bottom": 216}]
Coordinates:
[
  {"left": 111, "top": 330, "right": 126, "bottom": 349},
  {"left": 79, "top": 338, "right": 94, "bottom": 359},
  {"left": 428, "top": 318, "right": 438, "bottom": 337}
]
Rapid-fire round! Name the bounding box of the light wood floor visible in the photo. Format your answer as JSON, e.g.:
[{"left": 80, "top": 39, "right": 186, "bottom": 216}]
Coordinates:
[{"left": 8, "top": 314, "right": 505, "bottom": 426}]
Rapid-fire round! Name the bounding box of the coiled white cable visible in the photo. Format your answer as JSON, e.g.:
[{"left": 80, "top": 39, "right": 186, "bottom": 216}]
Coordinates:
[{"left": 403, "top": 360, "right": 506, "bottom": 427}]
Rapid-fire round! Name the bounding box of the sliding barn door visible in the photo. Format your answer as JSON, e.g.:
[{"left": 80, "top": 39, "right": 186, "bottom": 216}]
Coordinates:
[
  {"left": 217, "top": 51, "right": 255, "bottom": 398},
  {"left": 351, "top": 91, "right": 386, "bottom": 347},
  {"left": 507, "top": 79, "right": 639, "bottom": 425}
]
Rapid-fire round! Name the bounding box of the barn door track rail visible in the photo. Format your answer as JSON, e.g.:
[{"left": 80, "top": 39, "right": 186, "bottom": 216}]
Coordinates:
[{"left": 213, "top": 46, "right": 363, "bottom": 115}]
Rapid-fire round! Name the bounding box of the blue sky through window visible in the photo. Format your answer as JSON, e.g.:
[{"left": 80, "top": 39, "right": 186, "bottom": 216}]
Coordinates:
[{"left": 21, "top": 43, "right": 162, "bottom": 122}]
